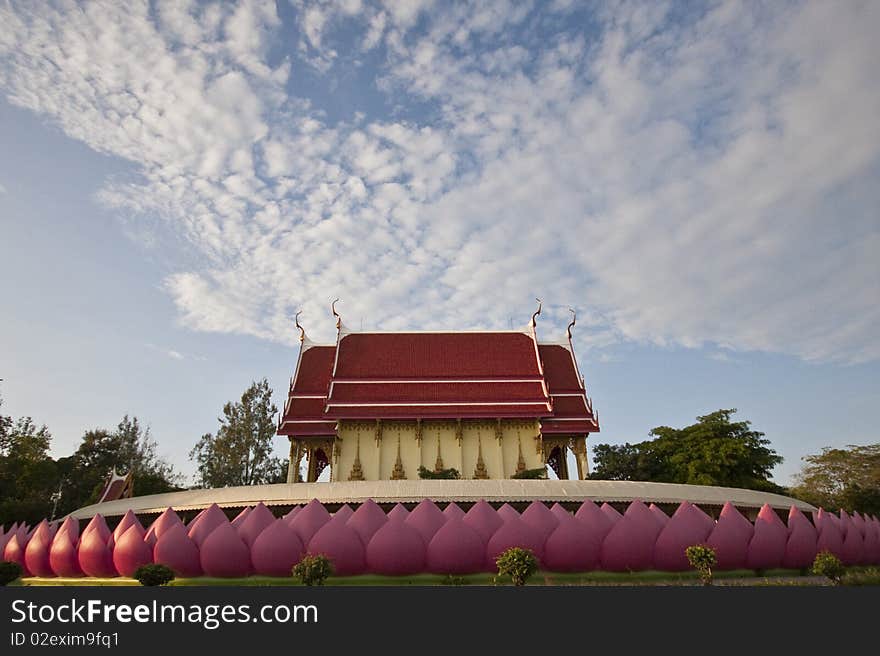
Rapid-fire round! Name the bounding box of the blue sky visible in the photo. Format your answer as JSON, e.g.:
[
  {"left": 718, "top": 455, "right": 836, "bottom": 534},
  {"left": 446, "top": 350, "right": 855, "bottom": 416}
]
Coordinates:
[{"left": 0, "top": 0, "right": 878, "bottom": 487}]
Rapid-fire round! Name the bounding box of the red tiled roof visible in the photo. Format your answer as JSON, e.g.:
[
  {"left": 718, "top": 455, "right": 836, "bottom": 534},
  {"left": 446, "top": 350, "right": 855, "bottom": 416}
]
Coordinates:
[
  {"left": 324, "top": 403, "right": 552, "bottom": 419},
  {"left": 328, "top": 381, "right": 547, "bottom": 403},
  {"left": 277, "top": 330, "right": 598, "bottom": 436},
  {"left": 539, "top": 344, "right": 583, "bottom": 391},
  {"left": 292, "top": 346, "right": 335, "bottom": 394},
  {"left": 333, "top": 332, "right": 542, "bottom": 378}
]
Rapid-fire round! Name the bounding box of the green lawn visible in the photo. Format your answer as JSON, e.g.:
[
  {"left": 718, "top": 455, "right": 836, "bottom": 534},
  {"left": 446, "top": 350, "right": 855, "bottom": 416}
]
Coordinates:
[{"left": 18, "top": 568, "right": 822, "bottom": 587}]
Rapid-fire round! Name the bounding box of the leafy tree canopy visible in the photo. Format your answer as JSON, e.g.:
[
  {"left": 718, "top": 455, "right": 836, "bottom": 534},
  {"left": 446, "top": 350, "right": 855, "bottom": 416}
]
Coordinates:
[
  {"left": 190, "top": 379, "right": 286, "bottom": 488},
  {"left": 590, "top": 409, "right": 784, "bottom": 493},
  {"left": 0, "top": 398, "right": 58, "bottom": 526},
  {"left": 789, "top": 444, "right": 880, "bottom": 516}
]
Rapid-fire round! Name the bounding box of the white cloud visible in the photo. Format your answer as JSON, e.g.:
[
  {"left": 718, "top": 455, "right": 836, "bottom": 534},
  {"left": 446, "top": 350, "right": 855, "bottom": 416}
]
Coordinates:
[
  {"left": 1, "top": 1, "right": 878, "bottom": 364},
  {"left": 0, "top": 182, "right": 6, "bottom": 194}
]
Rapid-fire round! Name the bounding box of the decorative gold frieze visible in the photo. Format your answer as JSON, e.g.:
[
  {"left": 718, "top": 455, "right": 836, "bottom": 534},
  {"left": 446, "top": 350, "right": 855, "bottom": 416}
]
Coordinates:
[
  {"left": 348, "top": 434, "right": 364, "bottom": 481},
  {"left": 495, "top": 418, "right": 504, "bottom": 445},
  {"left": 473, "top": 434, "right": 488, "bottom": 479},
  {"left": 434, "top": 436, "right": 444, "bottom": 473},
  {"left": 415, "top": 419, "right": 423, "bottom": 445},
  {"left": 455, "top": 419, "right": 463, "bottom": 446},
  {"left": 374, "top": 419, "right": 382, "bottom": 447},
  {"left": 516, "top": 438, "right": 527, "bottom": 474},
  {"left": 390, "top": 434, "right": 406, "bottom": 480}
]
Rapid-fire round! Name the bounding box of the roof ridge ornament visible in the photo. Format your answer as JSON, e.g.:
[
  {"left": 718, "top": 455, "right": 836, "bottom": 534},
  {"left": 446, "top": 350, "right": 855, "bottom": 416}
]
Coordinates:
[
  {"left": 295, "top": 310, "right": 306, "bottom": 343},
  {"left": 566, "top": 307, "right": 576, "bottom": 341},
  {"left": 331, "top": 298, "right": 341, "bottom": 330},
  {"left": 530, "top": 298, "right": 542, "bottom": 329}
]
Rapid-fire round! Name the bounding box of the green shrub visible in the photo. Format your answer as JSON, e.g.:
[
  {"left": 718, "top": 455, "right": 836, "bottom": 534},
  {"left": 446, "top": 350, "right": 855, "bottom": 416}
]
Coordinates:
[
  {"left": 133, "top": 564, "right": 175, "bottom": 586},
  {"left": 0, "top": 561, "right": 23, "bottom": 586},
  {"left": 495, "top": 547, "right": 538, "bottom": 586},
  {"left": 441, "top": 574, "right": 467, "bottom": 586},
  {"left": 417, "top": 466, "right": 461, "bottom": 480},
  {"left": 293, "top": 554, "right": 334, "bottom": 586},
  {"left": 511, "top": 468, "right": 547, "bottom": 480},
  {"left": 685, "top": 545, "right": 717, "bottom": 586},
  {"left": 812, "top": 551, "right": 845, "bottom": 585}
]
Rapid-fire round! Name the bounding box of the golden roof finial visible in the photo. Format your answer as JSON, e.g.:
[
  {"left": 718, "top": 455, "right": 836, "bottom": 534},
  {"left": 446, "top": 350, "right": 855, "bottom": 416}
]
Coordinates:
[
  {"left": 294, "top": 309, "right": 305, "bottom": 343},
  {"left": 331, "top": 298, "right": 341, "bottom": 330},
  {"left": 530, "top": 297, "right": 542, "bottom": 328},
  {"left": 566, "top": 307, "right": 576, "bottom": 341}
]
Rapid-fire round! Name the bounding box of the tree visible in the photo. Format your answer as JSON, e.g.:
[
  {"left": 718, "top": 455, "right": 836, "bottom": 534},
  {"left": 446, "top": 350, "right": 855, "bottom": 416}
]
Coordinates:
[
  {"left": 789, "top": 444, "right": 880, "bottom": 516},
  {"left": 0, "top": 413, "right": 59, "bottom": 526},
  {"left": 53, "top": 416, "right": 181, "bottom": 517},
  {"left": 190, "top": 379, "right": 284, "bottom": 488},
  {"left": 590, "top": 409, "right": 784, "bottom": 493}
]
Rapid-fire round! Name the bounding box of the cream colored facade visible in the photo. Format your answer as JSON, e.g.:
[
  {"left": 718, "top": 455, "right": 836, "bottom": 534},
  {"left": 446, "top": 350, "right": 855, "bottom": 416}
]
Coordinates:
[{"left": 287, "top": 419, "right": 590, "bottom": 482}]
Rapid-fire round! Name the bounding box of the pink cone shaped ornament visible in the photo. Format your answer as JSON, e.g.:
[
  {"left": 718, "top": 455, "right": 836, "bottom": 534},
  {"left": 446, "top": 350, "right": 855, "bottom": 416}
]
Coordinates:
[
  {"left": 654, "top": 502, "right": 714, "bottom": 571},
  {"left": 575, "top": 500, "right": 613, "bottom": 541},
  {"left": 707, "top": 502, "right": 753, "bottom": 570},
  {"left": 82, "top": 514, "right": 111, "bottom": 544},
  {"left": 0, "top": 527, "right": 12, "bottom": 555},
  {"left": 49, "top": 530, "right": 83, "bottom": 577},
  {"left": 782, "top": 506, "right": 818, "bottom": 569},
  {"left": 290, "top": 499, "right": 331, "bottom": 545},
  {"left": 443, "top": 503, "right": 465, "bottom": 520},
  {"left": 283, "top": 507, "right": 301, "bottom": 524},
  {"left": 405, "top": 500, "right": 447, "bottom": 543},
  {"left": 56, "top": 516, "right": 79, "bottom": 541},
  {"left": 649, "top": 504, "right": 669, "bottom": 529},
  {"left": 146, "top": 508, "right": 184, "bottom": 543},
  {"left": 496, "top": 503, "right": 520, "bottom": 522},
  {"left": 486, "top": 516, "right": 546, "bottom": 570},
  {"left": 251, "top": 520, "right": 304, "bottom": 577},
  {"left": 334, "top": 504, "right": 355, "bottom": 523},
  {"left": 4, "top": 534, "right": 30, "bottom": 575},
  {"left": 863, "top": 518, "right": 880, "bottom": 565},
  {"left": 112, "top": 511, "right": 141, "bottom": 544},
  {"left": 346, "top": 499, "right": 387, "bottom": 545},
  {"left": 851, "top": 511, "right": 867, "bottom": 538},
  {"left": 231, "top": 507, "right": 252, "bottom": 528},
  {"left": 600, "top": 503, "right": 623, "bottom": 525},
  {"left": 200, "top": 523, "right": 251, "bottom": 578},
  {"left": 153, "top": 523, "right": 202, "bottom": 578},
  {"left": 600, "top": 501, "right": 661, "bottom": 571},
  {"left": 814, "top": 509, "right": 845, "bottom": 559},
  {"left": 521, "top": 501, "right": 559, "bottom": 541},
  {"left": 307, "top": 519, "right": 366, "bottom": 576},
  {"left": 24, "top": 520, "right": 55, "bottom": 577},
  {"left": 746, "top": 505, "right": 787, "bottom": 570},
  {"left": 544, "top": 515, "right": 601, "bottom": 572},
  {"left": 691, "top": 504, "right": 716, "bottom": 535},
  {"left": 113, "top": 524, "right": 152, "bottom": 577},
  {"left": 426, "top": 519, "right": 486, "bottom": 575},
  {"left": 550, "top": 503, "right": 571, "bottom": 522},
  {"left": 237, "top": 502, "right": 276, "bottom": 548},
  {"left": 463, "top": 500, "right": 503, "bottom": 543},
  {"left": 78, "top": 527, "right": 118, "bottom": 577},
  {"left": 187, "top": 504, "right": 228, "bottom": 547},
  {"left": 839, "top": 511, "right": 865, "bottom": 566},
  {"left": 366, "top": 519, "right": 426, "bottom": 576},
  {"left": 387, "top": 503, "right": 410, "bottom": 521}
]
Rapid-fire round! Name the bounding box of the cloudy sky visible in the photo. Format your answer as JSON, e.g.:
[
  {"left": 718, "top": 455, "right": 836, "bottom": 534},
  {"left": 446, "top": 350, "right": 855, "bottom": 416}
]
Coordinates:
[{"left": 1, "top": 0, "right": 878, "bottom": 486}]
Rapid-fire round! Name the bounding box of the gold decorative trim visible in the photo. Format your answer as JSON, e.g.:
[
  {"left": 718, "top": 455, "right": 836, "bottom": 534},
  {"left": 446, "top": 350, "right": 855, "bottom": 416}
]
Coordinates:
[
  {"left": 516, "top": 437, "right": 527, "bottom": 474},
  {"left": 348, "top": 433, "right": 364, "bottom": 481},
  {"left": 434, "top": 435, "right": 444, "bottom": 473},
  {"left": 415, "top": 419, "right": 423, "bottom": 445},
  {"left": 473, "top": 433, "right": 488, "bottom": 479},
  {"left": 390, "top": 433, "right": 406, "bottom": 480}
]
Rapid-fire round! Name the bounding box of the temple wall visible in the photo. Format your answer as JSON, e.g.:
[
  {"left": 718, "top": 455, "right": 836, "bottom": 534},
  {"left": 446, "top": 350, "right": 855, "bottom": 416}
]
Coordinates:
[{"left": 333, "top": 419, "right": 546, "bottom": 481}]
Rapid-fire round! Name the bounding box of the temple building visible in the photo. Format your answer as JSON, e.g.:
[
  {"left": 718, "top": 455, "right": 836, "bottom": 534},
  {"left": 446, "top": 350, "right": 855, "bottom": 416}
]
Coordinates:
[{"left": 277, "top": 302, "right": 599, "bottom": 483}]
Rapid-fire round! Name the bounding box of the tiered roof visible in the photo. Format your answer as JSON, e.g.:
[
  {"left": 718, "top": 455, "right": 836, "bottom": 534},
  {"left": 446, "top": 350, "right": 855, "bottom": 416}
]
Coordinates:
[{"left": 278, "top": 311, "right": 598, "bottom": 437}]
